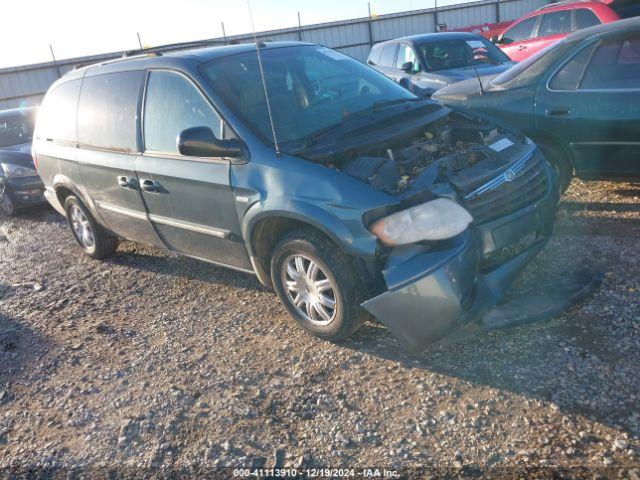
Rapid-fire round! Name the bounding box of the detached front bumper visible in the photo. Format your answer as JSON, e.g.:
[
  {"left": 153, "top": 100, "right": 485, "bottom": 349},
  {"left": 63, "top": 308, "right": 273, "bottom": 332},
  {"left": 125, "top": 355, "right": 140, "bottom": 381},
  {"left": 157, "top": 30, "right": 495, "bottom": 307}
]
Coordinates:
[
  {"left": 2, "top": 176, "right": 46, "bottom": 208},
  {"left": 362, "top": 166, "right": 558, "bottom": 352}
]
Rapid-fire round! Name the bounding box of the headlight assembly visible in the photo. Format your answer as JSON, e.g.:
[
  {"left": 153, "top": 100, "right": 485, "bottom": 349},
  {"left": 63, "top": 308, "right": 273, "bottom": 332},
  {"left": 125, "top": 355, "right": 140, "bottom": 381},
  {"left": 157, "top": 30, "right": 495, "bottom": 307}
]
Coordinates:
[
  {"left": 1, "top": 163, "right": 38, "bottom": 178},
  {"left": 369, "top": 198, "right": 473, "bottom": 246}
]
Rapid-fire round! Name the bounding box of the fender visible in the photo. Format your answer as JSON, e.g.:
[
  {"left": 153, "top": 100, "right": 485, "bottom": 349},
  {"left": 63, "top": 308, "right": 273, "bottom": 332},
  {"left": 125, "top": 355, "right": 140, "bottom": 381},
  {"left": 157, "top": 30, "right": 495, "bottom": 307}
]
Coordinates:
[
  {"left": 242, "top": 198, "right": 379, "bottom": 260},
  {"left": 532, "top": 130, "right": 576, "bottom": 169},
  {"left": 51, "top": 174, "right": 97, "bottom": 217}
]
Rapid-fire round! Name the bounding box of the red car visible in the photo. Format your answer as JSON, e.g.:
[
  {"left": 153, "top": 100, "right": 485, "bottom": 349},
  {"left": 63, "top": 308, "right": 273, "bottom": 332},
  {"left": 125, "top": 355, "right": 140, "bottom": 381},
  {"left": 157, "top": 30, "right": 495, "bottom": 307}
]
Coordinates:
[
  {"left": 491, "top": 0, "right": 639, "bottom": 61},
  {"left": 454, "top": 21, "right": 514, "bottom": 40}
]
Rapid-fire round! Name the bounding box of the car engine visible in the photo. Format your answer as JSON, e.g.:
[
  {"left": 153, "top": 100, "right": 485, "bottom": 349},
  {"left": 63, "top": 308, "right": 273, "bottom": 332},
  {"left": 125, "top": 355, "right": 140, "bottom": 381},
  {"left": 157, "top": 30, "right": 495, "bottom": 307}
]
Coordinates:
[{"left": 336, "top": 113, "right": 528, "bottom": 196}]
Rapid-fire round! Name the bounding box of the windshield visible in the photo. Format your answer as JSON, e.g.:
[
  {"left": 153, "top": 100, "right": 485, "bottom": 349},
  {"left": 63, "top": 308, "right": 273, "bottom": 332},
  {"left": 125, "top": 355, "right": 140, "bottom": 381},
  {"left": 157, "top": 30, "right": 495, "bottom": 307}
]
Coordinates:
[
  {"left": 419, "top": 38, "right": 510, "bottom": 71},
  {"left": 0, "top": 112, "right": 35, "bottom": 147},
  {"left": 492, "top": 38, "right": 579, "bottom": 87},
  {"left": 201, "top": 45, "right": 416, "bottom": 146}
]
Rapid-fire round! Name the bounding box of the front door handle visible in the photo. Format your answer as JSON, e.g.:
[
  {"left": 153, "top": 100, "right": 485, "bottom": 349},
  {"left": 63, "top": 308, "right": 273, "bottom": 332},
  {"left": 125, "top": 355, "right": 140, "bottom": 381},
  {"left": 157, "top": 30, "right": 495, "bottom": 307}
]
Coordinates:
[
  {"left": 546, "top": 107, "right": 571, "bottom": 116},
  {"left": 140, "top": 179, "right": 162, "bottom": 193},
  {"left": 518, "top": 44, "right": 527, "bottom": 51},
  {"left": 118, "top": 176, "right": 137, "bottom": 189}
]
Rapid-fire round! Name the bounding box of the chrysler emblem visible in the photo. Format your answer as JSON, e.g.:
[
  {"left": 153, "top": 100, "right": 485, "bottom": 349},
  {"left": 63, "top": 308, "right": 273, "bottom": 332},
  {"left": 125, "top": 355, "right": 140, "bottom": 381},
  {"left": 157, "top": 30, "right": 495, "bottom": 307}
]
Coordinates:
[{"left": 504, "top": 169, "right": 516, "bottom": 182}]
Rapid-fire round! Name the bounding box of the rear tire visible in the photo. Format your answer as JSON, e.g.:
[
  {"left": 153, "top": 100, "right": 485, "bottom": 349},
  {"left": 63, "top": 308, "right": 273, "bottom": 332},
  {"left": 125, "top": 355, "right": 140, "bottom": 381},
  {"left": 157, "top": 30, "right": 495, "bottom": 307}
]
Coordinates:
[
  {"left": 1, "top": 192, "right": 16, "bottom": 217},
  {"left": 270, "top": 228, "right": 368, "bottom": 342},
  {"left": 64, "top": 195, "right": 117, "bottom": 259}
]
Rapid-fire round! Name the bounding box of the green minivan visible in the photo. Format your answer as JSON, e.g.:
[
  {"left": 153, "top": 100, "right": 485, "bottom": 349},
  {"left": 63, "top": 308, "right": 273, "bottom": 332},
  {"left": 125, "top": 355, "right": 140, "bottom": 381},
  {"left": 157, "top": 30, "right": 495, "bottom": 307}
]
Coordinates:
[{"left": 33, "top": 42, "right": 558, "bottom": 352}]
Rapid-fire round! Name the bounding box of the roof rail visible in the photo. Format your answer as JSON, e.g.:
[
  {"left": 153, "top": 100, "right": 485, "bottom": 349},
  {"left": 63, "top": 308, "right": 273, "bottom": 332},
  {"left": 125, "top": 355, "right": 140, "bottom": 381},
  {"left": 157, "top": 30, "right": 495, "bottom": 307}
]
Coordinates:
[
  {"left": 121, "top": 38, "right": 236, "bottom": 58},
  {"left": 534, "top": 0, "right": 593, "bottom": 11}
]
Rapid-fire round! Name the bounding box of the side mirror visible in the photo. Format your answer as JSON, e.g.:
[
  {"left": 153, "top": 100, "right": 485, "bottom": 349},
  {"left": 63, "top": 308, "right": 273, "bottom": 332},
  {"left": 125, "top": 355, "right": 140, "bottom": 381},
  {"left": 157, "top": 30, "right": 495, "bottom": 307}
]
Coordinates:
[
  {"left": 401, "top": 61, "right": 414, "bottom": 73},
  {"left": 490, "top": 35, "right": 501, "bottom": 44},
  {"left": 177, "top": 126, "right": 244, "bottom": 158}
]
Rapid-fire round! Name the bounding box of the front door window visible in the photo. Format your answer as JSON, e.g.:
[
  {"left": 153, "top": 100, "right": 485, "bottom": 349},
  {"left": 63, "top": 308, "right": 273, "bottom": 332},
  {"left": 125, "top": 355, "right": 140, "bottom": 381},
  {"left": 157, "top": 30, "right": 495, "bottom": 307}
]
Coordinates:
[{"left": 143, "top": 71, "right": 222, "bottom": 154}]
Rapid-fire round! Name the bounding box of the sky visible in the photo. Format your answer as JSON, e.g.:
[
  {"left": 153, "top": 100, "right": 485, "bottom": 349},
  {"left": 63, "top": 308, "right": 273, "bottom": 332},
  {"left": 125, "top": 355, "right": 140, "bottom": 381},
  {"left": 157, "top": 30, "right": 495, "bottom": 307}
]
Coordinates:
[{"left": 1, "top": 0, "right": 477, "bottom": 69}]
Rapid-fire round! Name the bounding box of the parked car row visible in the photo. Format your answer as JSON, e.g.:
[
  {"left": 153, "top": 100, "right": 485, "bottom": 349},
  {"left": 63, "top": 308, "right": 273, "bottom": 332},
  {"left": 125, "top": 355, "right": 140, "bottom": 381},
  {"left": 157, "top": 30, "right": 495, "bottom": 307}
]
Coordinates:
[
  {"left": 368, "top": 15, "right": 639, "bottom": 190},
  {"left": 434, "top": 17, "right": 640, "bottom": 190}
]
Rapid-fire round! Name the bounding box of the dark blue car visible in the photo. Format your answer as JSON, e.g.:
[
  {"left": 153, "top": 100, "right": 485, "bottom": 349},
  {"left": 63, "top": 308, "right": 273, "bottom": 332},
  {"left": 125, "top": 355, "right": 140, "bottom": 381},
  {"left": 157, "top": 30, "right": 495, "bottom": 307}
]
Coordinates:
[
  {"left": 0, "top": 107, "right": 46, "bottom": 216},
  {"left": 368, "top": 32, "right": 515, "bottom": 96}
]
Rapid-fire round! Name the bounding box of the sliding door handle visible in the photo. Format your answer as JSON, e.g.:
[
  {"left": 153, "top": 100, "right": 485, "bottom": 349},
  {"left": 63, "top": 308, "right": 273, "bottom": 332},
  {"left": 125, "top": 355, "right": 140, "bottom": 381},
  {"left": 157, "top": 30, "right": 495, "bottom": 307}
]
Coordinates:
[{"left": 140, "top": 179, "right": 162, "bottom": 193}]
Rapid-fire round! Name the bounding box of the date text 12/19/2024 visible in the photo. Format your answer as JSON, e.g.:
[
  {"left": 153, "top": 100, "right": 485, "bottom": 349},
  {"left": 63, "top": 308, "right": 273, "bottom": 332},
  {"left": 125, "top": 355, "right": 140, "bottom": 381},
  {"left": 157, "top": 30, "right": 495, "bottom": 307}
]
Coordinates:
[{"left": 233, "top": 468, "right": 400, "bottom": 478}]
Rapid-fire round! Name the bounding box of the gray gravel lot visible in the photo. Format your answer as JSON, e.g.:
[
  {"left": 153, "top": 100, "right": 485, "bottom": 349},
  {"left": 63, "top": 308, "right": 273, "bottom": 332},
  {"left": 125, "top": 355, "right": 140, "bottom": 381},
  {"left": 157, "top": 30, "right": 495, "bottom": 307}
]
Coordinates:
[{"left": 0, "top": 179, "right": 639, "bottom": 476}]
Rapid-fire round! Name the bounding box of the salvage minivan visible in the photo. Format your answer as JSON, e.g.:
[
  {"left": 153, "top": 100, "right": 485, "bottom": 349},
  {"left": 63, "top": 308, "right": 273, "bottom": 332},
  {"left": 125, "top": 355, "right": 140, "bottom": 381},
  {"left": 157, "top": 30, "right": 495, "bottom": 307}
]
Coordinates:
[{"left": 34, "top": 42, "right": 559, "bottom": 352}]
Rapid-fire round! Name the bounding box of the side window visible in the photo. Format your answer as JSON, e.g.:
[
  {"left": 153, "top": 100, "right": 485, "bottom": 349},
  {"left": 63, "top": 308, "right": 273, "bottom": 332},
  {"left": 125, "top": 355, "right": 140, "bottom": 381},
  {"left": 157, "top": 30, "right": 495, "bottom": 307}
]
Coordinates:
[
  {"left": 77, "top": 71, "right": 144, "bottom": 152},
  {"left": 144, "top": 71, "right": 222, "bottom": 154},
  {"left": 395, "top": 44, "right": 419, "bottom": 72},
  {"left": 379, "top": 44, "right": 397, "bottom": 67},
  {"left": 549, "top": 44, "right": 595, "bottom": 90},
  {"left": 575, "top": 9, "right": 600, "bottom": 29},
  {"left": 368, "top": 45, "right": 383, "bottom": 65},
  {"left": 502, "top": 16, "right": 538, "bottom": 43},
  {"left": 581, "top": 37, "right": 640, "bottom": 90},
  {"left": 37, "top": 79, "right": 82, "bottom": 142},
  {"left": 538, "top": 11, "right": 571, "bottom": 37}
]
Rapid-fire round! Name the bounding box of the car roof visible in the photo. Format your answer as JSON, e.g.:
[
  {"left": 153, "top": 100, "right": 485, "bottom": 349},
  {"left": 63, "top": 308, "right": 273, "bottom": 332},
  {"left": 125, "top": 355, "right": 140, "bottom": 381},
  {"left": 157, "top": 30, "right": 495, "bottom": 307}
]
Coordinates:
[
  {"left": 57, "top": 41, "right": 317, "bottom": 81},
  {"left": 375, "top": 32, "right": 484, "bottom": 47}
]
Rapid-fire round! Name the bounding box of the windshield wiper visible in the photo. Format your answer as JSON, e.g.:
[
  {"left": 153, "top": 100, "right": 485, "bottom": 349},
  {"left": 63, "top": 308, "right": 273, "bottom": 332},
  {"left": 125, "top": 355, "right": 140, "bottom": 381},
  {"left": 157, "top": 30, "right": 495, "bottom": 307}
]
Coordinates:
[{"left": 301, "top": 97, "right": 424, "bottom": 148}]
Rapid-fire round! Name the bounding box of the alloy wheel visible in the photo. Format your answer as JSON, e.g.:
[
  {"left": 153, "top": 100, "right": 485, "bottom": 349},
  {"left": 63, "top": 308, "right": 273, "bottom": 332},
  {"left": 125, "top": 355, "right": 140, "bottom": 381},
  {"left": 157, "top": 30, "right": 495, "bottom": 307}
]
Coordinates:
[
  {"left": 281, "top": 254, "right": 337, "bottom": 326},
  {"left": 70, "top": 205, "right": 95, "bottom": 249}
]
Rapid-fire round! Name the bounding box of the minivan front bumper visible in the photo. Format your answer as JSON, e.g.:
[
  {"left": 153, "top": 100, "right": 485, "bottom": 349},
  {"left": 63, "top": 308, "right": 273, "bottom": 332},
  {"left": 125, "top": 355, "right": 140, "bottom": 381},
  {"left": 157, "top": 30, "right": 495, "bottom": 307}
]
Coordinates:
[
  {"left": 2, "top": 175, "right": 46, "bottom": 208},
  {"left": 362, "top": 170, "right": 558, "bottom": 352}
]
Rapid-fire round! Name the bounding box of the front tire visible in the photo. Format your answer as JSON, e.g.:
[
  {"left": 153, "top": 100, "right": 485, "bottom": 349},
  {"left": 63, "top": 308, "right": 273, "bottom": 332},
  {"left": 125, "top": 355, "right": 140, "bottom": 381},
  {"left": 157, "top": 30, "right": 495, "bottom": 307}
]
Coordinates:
[
  {"left": 270, "top": 228, "right": 368, "bottom": 342},
  {"left": 1, "top": 192, "right": 16, "bottom": 217},
  {"left": 539, "top": 143, "right": 572, "bottom": 193},
  {"left": 64, "top": 195, "right": 117, "bottom": 259}
]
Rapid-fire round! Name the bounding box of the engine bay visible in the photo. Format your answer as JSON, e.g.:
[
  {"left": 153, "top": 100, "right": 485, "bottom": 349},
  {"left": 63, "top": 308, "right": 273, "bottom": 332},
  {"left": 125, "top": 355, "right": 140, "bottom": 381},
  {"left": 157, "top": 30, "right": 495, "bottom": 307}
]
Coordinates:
[{"left": 333, "top": 113, "right": 528, "bottom": 196}]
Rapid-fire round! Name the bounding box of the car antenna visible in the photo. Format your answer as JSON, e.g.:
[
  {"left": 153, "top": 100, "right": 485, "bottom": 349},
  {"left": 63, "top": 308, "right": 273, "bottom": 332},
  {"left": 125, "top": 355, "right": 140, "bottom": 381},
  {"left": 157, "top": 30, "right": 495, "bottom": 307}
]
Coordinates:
[
  {"left": 471, "top": 62, "right": 484, "bottom": 95},
  {"left": 247, "top": 0, "right": 281, "bottom": 156}
]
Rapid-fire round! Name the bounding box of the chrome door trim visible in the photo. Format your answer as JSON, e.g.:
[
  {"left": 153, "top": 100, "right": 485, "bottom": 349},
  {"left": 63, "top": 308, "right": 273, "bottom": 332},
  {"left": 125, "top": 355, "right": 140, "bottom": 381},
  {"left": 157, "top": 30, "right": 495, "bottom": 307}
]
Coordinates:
[
  {"left": 181, "top": 252, "right": 255, "bottom": 275},
  {"left": 147, "top": 213, "right": 230, "bottom": 239},
  {"left": 96, "top": 201, "right": 148, "bottom": 221}
]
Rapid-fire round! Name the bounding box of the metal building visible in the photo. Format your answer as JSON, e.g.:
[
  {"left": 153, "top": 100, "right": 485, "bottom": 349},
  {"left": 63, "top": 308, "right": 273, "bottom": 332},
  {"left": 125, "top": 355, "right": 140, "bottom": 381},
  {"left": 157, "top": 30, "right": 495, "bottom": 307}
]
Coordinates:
[{"left": 0, "top": 0, "right": 548, "bottom": 110}]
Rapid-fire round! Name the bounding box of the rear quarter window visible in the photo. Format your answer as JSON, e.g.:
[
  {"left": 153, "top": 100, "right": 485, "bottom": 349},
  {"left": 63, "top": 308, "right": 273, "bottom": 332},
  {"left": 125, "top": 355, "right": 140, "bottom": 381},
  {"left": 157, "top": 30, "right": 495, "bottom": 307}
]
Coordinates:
[
  {"left": 574, "top": 9, "right": 601, "bottom": 29},
  {"left": 77, "top": 71, "right": 145, "bottom": 152},
  {"left": 581, "top": 37, "right": 640, "bottom": 89},
  {"left": 368, "top": 45, "right": 383, "bottom": 65},
  {"left": 538, "top": 10, "right": 571, "bottom": 37},
  {"left": 37, "top": 79, "right": 82, "bottom": 143},
  {"left": 379, "top": 44, "right": 398, "bottom": 67},
  {"left": 548, "top": 43, "right": 595, "bottom": 89}
]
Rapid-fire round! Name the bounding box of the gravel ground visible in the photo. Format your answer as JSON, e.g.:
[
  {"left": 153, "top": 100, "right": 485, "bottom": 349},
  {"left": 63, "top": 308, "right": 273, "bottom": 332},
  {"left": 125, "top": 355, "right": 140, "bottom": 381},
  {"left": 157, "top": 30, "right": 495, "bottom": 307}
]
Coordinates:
[{"left": 0, "top": 179, "right": 639, "bottom": 477}]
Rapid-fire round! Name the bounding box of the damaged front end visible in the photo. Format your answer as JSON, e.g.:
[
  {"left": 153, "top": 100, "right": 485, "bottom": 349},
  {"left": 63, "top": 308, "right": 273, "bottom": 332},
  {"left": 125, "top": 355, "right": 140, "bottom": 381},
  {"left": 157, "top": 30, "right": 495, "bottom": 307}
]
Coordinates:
[{"left": 315, "top": 111, "right": 560, "bottom": 352}]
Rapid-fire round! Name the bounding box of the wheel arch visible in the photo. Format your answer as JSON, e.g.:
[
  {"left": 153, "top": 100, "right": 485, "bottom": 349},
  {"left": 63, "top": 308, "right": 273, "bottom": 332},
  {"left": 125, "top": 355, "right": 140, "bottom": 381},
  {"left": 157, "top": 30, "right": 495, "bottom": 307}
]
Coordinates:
[
  {"left": 52, "top": 175, "right": 94, "bottom": 216},
  {"left": 242, "top": 201, "right": 376, "bottom": 288},
  {"left": 532, "top": 131, "right": 575, "bottom": 172}
]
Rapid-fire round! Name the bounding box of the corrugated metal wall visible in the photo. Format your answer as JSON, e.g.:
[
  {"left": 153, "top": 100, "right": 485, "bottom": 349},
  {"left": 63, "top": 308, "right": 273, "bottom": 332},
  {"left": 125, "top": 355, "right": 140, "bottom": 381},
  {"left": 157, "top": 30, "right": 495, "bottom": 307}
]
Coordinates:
[{"left": 0, "top": 0, "right": 549, "bottom": 110}]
